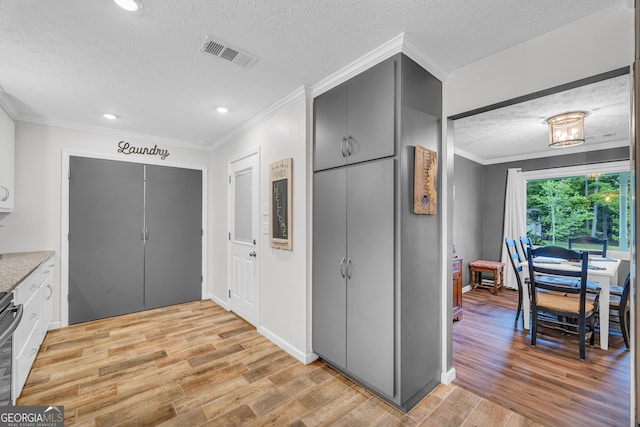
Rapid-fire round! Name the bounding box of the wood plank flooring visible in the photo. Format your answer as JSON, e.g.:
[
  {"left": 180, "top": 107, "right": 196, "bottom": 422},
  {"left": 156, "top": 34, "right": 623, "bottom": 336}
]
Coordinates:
[
  {"left": 454, "top": 287, "right": 630, "bottom": 427},
  {"left": 17, "top": 299, "right": 536, "bottom": 426}
]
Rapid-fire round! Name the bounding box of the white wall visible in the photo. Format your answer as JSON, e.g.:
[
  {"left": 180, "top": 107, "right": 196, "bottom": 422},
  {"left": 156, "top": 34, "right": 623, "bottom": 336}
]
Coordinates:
[
  {"left": 445, "top": 4, "right": 634, "bottom": 116},
  {"left": 208, "top": 93, "right": 313, "bottom": 362},
  {"left": 0, "top": 122, "right": 208, "bottom": 326}
]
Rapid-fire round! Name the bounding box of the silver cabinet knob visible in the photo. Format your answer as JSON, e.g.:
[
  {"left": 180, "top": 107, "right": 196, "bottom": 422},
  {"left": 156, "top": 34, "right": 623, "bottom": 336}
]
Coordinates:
[{"left": 249, "top": 251, "right": 257, "bottom": 257}]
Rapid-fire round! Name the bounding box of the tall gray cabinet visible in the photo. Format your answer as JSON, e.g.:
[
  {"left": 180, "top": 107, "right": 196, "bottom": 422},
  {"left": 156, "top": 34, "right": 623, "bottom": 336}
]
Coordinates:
[{"left": 312, "top": 54, "right": 442, "bottom": 411}]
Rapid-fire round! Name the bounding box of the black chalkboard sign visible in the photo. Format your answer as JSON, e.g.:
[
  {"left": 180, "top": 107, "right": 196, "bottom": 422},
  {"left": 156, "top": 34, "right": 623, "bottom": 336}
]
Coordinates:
[
  {"left": 270, "top": 158, "right": 292, "bottom": 250},
  {"left": 272, "top": 179, "right": 288, "bottom": 239}
]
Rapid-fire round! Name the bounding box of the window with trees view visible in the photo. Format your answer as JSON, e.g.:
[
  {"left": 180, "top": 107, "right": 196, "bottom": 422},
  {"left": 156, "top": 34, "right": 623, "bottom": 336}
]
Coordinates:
[{"left": 524, "top": 162, "right": 630, "bottom": 255}]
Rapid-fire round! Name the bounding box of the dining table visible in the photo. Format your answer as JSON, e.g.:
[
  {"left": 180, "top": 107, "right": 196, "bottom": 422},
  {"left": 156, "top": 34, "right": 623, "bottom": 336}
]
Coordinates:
[{"left": 520, "top": 256, "right": 621, "bottom": 350}]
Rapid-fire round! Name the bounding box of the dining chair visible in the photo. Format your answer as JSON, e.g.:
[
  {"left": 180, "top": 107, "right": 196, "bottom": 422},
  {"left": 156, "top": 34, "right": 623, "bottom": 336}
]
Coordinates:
[
  {"left": 567, "top": 235, "right": 608, "bottom": 258},
  {"left": 519, "top": 236, "right": 533, "bottom": 259},
  {"left": 609, "top": 272, "right": 631, "bottom": 349},
  {"left": 504, "top": 238, "right": 525, "bottom": 327},
  {"left": 527, "top": 246, "right": 599, "bottom": 360}
]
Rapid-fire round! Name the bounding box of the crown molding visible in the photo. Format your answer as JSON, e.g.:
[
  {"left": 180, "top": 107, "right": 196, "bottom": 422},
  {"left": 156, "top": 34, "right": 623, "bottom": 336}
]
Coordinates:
[
  {"left": 456, "top": 138, "right": 630, "bottom": 166},
  {"left": 311, "top": 33, "right": 405, "bottom": 97},
  {"left": 401, "top": 33, "right": 449, "bottom": 82},
  {"left": 0, "top": 87, "right": 18, "bottom": 119},
  {"left": 211, "top": 85, "right": 310, "bottom": 151},
  {"left": 16, "top": 114, "right": 202, "bottom": 150},
  {"left": 453, "top": 146, "right": 488, "bottom": 165}
]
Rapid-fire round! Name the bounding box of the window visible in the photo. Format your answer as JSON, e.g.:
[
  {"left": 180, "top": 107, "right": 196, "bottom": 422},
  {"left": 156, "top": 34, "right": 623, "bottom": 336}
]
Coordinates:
[{"left": 522, "top": 161, "right": 630, "bottom": 258}]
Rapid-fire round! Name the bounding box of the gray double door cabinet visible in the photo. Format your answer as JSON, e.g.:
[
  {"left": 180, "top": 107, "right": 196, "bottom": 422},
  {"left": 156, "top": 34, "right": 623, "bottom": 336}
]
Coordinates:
[
  {"left": 69, "top": 157, "right": 202, "bottom": 325},
  {"left": 312, "top": 54, "right": 442, "bottom": 412}
]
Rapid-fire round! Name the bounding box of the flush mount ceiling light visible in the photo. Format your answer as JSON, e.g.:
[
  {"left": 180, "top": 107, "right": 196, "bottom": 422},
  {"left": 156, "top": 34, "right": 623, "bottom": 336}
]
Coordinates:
[
  {"left": 216, "top": 106, "right": 229, "bottom": 114},
  {"left": 545, "top": 111, "right": 587, "bottom": 148},
  {"left": 103, "top": 113, "right": 118, "bottom": 120},
  {"left": 113, "top": 0, "right": 143, "bottom": 12}
]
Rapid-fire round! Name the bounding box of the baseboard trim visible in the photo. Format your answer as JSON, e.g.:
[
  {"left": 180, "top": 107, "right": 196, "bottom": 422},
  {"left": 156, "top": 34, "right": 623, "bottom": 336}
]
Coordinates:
[
  {"left": 462, "top": 285, "right": 472, "bottom": 294},
  {"left": 441, "top": 367, "right": 456, "bottom": 384},
  {"left": 49, "top": 321, "right": 62, "bottom": 331},
  {"left": 208, "top": 293, "right": 230, "bottom": 311},
  {"left": 258, "top": 326, "right": 317, "bottom": 364}
]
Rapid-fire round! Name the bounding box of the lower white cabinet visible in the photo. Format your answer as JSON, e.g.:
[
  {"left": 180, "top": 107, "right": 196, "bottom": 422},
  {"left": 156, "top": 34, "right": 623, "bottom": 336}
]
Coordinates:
[{"left": 12, "top": 256, "right": 55, "bottom": 400}]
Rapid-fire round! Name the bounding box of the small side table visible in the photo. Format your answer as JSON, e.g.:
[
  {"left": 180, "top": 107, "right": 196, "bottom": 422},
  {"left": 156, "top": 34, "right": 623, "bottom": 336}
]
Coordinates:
[{"left": 469, "top": 260, "right": 504, "bottom": 295}]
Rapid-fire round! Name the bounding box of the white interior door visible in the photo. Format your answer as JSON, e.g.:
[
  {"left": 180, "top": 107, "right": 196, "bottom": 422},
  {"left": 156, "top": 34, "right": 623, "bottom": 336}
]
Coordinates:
[{"left": 229, "top": 152, "right": 260, "bottom": 326}]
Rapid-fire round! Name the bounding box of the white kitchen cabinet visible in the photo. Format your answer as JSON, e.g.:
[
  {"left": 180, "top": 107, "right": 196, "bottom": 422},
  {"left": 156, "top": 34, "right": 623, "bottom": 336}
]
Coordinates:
[
  {"left": 0, "top": 105, "right": 14, "bottom": 212},
  {"left": 12, "top": 256, "right": 55, "bottom": 399}
]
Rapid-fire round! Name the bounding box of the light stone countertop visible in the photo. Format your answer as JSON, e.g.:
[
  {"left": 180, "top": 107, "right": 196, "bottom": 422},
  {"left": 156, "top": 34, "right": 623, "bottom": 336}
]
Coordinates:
[{"left": 0, "top": 251, "right": 55, "bottom": 293}]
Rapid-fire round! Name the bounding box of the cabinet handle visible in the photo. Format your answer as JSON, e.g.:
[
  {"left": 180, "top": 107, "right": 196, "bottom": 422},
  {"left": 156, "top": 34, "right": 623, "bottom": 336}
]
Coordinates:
[
  {"left": 30, "top": 312, "right": 37, "bottom": 320},
  {"left": 46, "top": 284, "right": 53, "bottom": 300},
  {"left": 340, "top": 137, "right": 347, "bottom": 158},
  {"left": 0, "top": 185, "right": 8, "bottom": 202},
  {"left": 345, "top": 135, "right": 353, "bottom": 156},
  {"left": 339, "top": 257, "right": 346, "bottom": 278},
  {"left": 346, "top": 258, "right": 352, "bottom": 279}
]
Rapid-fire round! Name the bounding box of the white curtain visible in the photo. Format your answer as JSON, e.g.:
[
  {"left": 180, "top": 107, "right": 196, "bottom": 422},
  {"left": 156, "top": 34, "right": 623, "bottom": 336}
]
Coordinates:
[{"left": 501, "top": 168, "right": 526, "bottom": 290}]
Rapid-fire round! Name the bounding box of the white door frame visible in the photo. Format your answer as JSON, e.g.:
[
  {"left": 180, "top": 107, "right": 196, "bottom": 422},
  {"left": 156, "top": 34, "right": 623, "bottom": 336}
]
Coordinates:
[
  {"left": 60, "top": 150, "right": 208, "bottom": 328},
  {"left": 227, "top": 147, "right": 261, "bottom": 326}
]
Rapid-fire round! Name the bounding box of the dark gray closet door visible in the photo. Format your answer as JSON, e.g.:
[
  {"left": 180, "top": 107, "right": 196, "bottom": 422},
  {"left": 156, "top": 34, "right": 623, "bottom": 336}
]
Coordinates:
[
  {"left": 346, "top": 158, "right": 394, "bottom": 396},
  {"left": 144, "top": 164, "right": 202, "bottom": 309},
  {"left": 69, "top": 157, "right": 145, "bottom": 324},
  {"left": 312, "top": 167, "right": 347, "bottom": 368}
]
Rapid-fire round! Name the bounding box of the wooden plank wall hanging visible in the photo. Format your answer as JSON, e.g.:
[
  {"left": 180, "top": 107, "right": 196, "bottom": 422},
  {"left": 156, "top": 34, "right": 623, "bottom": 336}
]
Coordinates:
[
  {"left": 414, "top": 145, "right": 437, "bottom": 215},
  {"left": 270, "top": 158, "right": 293, "bottom": 250}
]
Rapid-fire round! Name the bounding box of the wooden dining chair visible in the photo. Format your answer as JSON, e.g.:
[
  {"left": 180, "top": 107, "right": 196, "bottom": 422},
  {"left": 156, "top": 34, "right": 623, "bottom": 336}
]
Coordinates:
[
  {"left": 519, "top": 236, "right": 533, "bottom": 259},
  {"left": 527, "top": 246, "right": 599, "bottom": 360},
  {"left": 610, "top": 272, "right": 631, "bottom": 349},
  {"left": 504, "top": 238, "right": 525, "bottom": 327},
  {"left": 568, "top": 235, "right": 608, "bottom": 258}
]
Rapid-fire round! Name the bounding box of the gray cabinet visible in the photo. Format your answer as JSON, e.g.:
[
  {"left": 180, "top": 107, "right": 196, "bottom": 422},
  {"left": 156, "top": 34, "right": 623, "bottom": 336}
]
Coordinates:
[
  {"left": 312, "top": 54, "right": 443, "bottom": 412},
  {"left": 313, "top": 159, "right": 394, "bottom": 396},
  {"left": 313, "top": 57, "right": 395, "bottom": 171}
]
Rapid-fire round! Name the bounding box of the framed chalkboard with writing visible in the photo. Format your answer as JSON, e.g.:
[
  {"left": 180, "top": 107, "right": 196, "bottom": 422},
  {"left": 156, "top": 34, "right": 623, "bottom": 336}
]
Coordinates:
[{"left": 270, "top": 158, "right": 293, "bottom": 250}]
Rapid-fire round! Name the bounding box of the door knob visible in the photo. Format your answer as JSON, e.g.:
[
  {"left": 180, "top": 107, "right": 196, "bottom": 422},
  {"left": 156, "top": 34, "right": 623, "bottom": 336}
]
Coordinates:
[{"left": 249, "top": 251, "right": 257, "bottom": 257}]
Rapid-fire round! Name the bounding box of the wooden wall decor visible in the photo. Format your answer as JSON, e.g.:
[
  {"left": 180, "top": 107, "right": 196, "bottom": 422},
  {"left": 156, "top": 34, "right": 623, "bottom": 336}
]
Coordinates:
[
  {"left": 413, "top": 145, "right": 437, "bottom": 215},
  {"left": 270, "top": 158, "right": 293, "bottom": 250}
]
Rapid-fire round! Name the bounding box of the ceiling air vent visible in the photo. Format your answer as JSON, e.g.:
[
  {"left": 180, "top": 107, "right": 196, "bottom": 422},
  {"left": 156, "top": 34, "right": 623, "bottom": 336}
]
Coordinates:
[{"left": 199, "top": 36, "right": 259, "bottom": 69}]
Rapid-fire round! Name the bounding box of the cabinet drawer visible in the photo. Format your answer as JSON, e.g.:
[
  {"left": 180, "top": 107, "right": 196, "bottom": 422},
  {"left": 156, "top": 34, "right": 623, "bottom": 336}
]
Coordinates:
[
  {"left": 14, "top": 324, "right": 42, "bottom": 398},
  {"left": 13, "top": 259, "right": 54, "bottom": 306}
]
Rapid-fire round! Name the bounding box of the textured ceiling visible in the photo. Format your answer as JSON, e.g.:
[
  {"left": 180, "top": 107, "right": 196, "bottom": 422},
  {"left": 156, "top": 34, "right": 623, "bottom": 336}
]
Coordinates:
[
  {"left": 0, "top": 0, "right": 623, "bottom": 150},
  {"left": 453, "top": 74, "right": 631, "bottom": 164}
]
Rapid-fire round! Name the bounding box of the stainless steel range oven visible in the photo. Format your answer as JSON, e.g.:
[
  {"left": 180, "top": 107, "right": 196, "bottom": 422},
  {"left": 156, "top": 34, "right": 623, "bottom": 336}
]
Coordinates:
[{"left": 0, "top": 292, "right": 23, "bottom": 406}]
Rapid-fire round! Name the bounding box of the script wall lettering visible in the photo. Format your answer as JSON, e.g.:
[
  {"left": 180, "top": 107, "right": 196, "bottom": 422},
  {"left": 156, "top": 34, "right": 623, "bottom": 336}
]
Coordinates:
[{"left": 117, "top": 140, "right": 170, "bottom": 160}]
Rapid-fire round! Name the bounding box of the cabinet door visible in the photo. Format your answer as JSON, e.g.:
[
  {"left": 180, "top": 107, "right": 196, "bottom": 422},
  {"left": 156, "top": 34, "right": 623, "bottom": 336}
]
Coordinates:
[
  {"left": 0, "top": 106, "right": 14, "bottom": 211},
  {"left": 346, "top": 58, "right": 395, "bottom": 165},
  {"left": 312, "top": 168, "right": 347, "bottom": 368},
  {"left": 314, "top": 84, "right": 348, "bottom": 171},
  {"left": 346, "top": 158, "right": 394, "bottom": 396},
  {"left": 144, "top": 165, "right": 202, "bottom": 310},
  {"left": 69, "top": 157, "right": 145, "bottom": 324}
]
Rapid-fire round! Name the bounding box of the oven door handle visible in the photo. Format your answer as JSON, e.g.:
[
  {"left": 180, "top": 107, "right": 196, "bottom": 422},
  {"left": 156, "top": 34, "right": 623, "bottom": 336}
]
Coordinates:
[{"left": 0, "top": 304, "right": 23, "bottom": 346}]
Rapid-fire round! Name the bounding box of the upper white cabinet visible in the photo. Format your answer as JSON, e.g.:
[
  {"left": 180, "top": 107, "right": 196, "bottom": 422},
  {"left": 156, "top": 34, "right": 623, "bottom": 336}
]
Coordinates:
[{"left": 0, "top": 106, "right": 15, "bottom": 212}]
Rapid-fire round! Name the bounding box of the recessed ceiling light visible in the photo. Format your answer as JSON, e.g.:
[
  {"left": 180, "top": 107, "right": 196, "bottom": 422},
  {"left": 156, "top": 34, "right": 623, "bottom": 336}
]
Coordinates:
[
  {"left": 103, "top": 113, "right": 118, "bottom": 120},
  {"left": 113, "top": 0, "right": 143, "bottom": 12},
  {"left": 216, "top": 106, "right": 229, "bottom": 114}
]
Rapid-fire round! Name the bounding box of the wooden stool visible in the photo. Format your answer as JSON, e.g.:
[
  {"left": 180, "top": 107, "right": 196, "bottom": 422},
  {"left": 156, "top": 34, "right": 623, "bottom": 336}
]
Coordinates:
[{"left": 469, "top": 260, "right": 505, "bottom": 295}]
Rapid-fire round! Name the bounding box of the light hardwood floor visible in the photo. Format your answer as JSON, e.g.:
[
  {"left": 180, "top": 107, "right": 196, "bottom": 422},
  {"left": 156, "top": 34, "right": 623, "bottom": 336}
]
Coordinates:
[
  {"left": 17, "top": 299, "right": 537, "bottom": 426},
  {"left": 454, "top": 287, "right": 631, "bottom": 427}
]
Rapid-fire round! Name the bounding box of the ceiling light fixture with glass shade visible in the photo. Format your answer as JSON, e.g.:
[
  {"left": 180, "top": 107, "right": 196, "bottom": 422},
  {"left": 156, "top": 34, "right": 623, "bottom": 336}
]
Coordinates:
[{"left": 545, "top": 111, "right": 588, "bottom": 148}]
